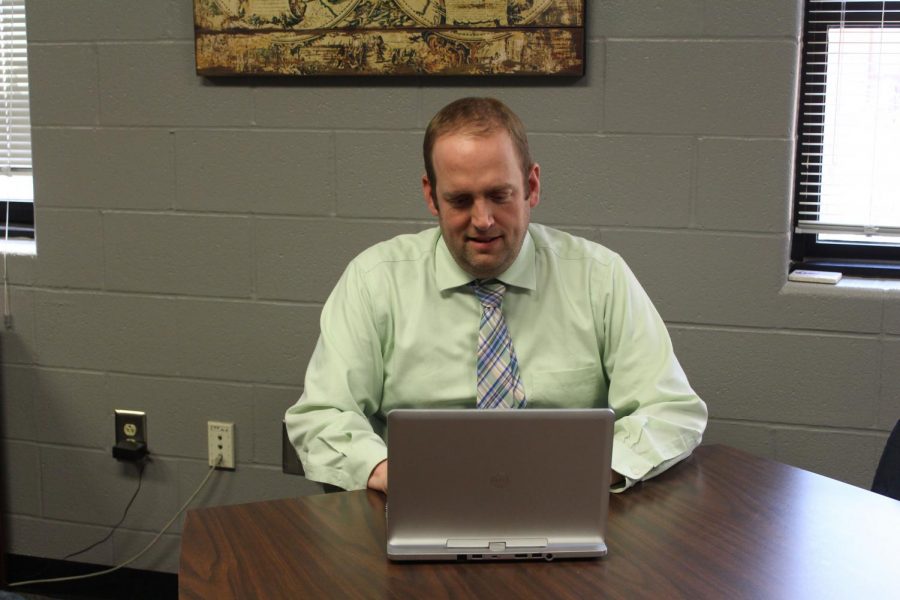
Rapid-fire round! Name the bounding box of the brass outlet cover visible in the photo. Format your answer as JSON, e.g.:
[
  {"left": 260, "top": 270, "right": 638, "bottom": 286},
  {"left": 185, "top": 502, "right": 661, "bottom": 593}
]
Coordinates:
[{"left": 115, "top": 409, "right": 147, "bottom": 445}]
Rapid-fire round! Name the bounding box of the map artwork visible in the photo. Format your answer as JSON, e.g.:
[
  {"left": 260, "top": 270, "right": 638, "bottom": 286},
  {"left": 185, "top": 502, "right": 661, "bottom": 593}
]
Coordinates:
[{"left": 194, "top": 0, "right": 584, "bottom": 76}]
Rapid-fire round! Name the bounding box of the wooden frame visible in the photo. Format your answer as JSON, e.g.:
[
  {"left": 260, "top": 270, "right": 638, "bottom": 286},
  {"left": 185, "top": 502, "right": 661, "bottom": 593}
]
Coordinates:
[{"left": 194, "top": 1, "right": 584, "bottom": 76}]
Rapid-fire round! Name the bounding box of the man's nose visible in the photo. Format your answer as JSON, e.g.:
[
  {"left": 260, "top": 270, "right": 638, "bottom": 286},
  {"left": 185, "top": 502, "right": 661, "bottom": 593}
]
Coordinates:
[{"left": 470, "top": 199, "right": 494, "bottom": 230}]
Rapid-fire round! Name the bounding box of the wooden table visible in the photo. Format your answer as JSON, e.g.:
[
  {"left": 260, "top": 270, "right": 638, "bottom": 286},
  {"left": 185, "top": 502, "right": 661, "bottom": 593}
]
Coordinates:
[{"left": 179, "top": 445, "right": 900, "bottom": 599}]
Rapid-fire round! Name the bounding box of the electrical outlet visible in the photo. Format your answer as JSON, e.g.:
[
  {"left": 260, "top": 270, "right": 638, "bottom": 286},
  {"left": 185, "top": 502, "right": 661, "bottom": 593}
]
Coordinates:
[
  {"left": 113, "top": 409, "right": 148, "bottom": 461},
  {"left": 208, "top": 421, "right": 235, "bottom": 470},
  {"left": 115, "top": 409, "right": 147, "bottom": 445}
]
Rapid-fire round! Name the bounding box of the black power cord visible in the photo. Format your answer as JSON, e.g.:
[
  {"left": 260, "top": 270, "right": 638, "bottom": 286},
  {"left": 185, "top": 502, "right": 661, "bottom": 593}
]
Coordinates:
[
  {"left": 9, "top": 455, "right": 222, "bottom": 588},
  {"left": 63, "top": 457, "right": 149, "bottom": 561}
]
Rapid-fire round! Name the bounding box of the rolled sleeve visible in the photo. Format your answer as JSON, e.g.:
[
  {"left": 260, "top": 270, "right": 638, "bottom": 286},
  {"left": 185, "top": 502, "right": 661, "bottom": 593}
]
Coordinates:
[
  {"left": 599, "top": 256, "right": 708, "bottom": 488},
  {"left": 285, "top": 262, "right": 388, "bottom": 491}
]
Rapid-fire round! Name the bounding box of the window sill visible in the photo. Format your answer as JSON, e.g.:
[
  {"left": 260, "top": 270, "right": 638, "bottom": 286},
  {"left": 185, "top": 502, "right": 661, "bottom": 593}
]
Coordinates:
[
  {"left": 783, "top": 275, "right": 900, "bottom": 294},
  {"left": 835, "top": 276, "right": 900, "bottom": 292},
  {"left": 0, "top": 239, "right": 36, "bottom": 256},
  {"left": 791, "top": 259, "right": 900, "bottom": 279}
]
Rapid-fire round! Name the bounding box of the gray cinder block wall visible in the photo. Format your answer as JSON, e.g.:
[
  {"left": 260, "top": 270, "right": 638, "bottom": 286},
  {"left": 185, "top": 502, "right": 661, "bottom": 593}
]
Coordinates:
[{"left": 2, "top": 0, "right": 897, "bottom": 574}]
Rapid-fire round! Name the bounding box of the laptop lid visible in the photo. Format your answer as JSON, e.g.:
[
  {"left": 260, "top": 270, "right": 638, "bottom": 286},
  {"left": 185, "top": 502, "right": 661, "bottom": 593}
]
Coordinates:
[{"left": 386, "top": 408, "right": 614, "bottom": 561}]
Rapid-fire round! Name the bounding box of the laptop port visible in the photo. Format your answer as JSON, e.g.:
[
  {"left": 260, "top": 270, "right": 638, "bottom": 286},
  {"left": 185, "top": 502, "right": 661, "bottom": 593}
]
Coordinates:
[
  {"left": 514, "top": 554, "right": 528, "bottom": 559},
  {"left": 544, "top": 553, "right": 554, "bottom": 561},
  {"left": 471, "top": 554, "right": 483, "bottom": 560}
]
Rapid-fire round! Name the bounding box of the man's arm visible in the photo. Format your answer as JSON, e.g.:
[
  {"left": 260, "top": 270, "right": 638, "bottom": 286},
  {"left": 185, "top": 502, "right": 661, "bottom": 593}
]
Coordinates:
[
  {"left": 598, "top": 255, "right": 708, "bottom": 490},
  {"left": 285, "top": 261, "right": 388, "bottom": 491}
]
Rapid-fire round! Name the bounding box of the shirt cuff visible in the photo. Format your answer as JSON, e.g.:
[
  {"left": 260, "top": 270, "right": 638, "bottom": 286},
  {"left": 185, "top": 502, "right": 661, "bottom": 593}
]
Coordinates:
[
  {"left": 610, "top": 475, "right": 637, "bottom": 494},
  {"left": 302, "top": 437, "right": 388, "bottom": 491}
]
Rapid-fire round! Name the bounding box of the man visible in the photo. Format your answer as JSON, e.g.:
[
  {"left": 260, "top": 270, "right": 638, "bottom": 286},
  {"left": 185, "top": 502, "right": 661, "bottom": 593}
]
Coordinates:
[{"left": 286, "top": 97, "right": 707, "bottom": 493}]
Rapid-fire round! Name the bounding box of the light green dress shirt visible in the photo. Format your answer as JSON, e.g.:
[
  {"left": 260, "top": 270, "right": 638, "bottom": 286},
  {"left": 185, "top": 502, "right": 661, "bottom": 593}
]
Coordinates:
[{"left": 286, "top": 224, "right": 707, "bottom": 491}]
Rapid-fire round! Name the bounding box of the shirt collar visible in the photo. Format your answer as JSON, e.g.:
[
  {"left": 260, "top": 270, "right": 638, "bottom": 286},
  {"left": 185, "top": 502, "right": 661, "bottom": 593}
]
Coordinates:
[{"left": 435, "top": 229, "right": 537, "bottom": 292}]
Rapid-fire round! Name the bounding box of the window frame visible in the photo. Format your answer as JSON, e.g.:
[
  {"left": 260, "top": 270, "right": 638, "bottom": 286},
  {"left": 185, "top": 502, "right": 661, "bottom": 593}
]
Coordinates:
[{"left": 791, "top": 0, "right": 900, "bottom": 278}]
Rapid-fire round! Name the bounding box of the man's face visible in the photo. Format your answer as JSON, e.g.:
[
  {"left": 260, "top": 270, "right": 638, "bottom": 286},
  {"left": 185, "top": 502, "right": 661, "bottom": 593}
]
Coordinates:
[{"left": 422, "top": 130, "right": 540, "bottom": 280}]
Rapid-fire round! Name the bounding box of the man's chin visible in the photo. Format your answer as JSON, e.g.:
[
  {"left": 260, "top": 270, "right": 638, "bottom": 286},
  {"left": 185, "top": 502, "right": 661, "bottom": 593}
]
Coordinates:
[{"left": 462, "top": 255, "right": 506, "bottom": 280}]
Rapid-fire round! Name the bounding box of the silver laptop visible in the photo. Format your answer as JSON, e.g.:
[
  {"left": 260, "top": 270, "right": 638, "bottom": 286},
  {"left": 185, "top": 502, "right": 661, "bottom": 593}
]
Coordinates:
[{"left": 386, "top": 408, "right": 614, "bottom": 561}]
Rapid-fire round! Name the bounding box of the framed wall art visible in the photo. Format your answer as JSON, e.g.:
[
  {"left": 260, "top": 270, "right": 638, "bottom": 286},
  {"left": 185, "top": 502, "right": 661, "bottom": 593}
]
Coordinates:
[{"left": 194, "top": 1, "right": 584, "bottom": 76}]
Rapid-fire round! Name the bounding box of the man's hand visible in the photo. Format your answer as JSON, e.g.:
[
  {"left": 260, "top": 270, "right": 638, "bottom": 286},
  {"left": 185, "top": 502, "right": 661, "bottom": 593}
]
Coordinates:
[{"left": 367, "top": 459, "right": 388, "bottom": 493}]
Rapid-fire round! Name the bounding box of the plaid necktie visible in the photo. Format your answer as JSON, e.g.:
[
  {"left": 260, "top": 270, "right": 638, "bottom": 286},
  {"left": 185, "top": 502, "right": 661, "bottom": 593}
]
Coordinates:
[{"left": 470, "top": 280, "right": 526, "bottom": 409}]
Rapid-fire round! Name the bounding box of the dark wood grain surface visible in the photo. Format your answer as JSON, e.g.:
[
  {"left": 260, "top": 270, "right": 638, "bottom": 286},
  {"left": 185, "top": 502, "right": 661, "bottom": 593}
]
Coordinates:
[{"left": 179, "top": 445, "right": 900, "bottom": 599}]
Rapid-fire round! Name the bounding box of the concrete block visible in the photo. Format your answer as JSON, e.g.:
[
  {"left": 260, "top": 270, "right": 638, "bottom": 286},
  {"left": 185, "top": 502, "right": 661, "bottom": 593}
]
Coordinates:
[
  {"left": 880, "top": 340, "right": 900, "bottom": 431},
  {"left": 605, "top": 40, "right": 797, "bottom": 136},
  {"left": 335, "top": 132, "right": 425, "bottom": 219},
  {"left": 589, "top": 0, "right": 704, "bottom": 38},
  {"left": 533, "top": 134, "right": 693, "bottom": 227},
  {"left": 7, "top": 515, "right": 113, "bottom": 564},
  {"left": 254, "top": 218, "right": 428, "bottom": 302},
  {"left": 419, "top": 40, "right": 605, "bottom": 133},
  {"left": 33, "top": 291, "right": 180, "bottom": 375},
  {"left": 704, "top": 0, "right": 803, "bottom": 38},
  {"left": 4, "top": 441, "right": 41, "bottom": 516},
  {"left": 41, "top": 448, "right": 180, "bottom": 530},
  {"left": 32, "top": 208, "right": 104, "bottom": 289},
  {"left": 776, "top": 282, "right": 884, "bottom": 334},
  {"left": 91, "top": 0, "right": 184, "bottom": 40},
  {"left": 103, "top": 212, "right": 253, "bottom": 298},
  {"left": 884, "top": 290, "right": 900, "bottom": 334},
  {"left": 773, "top": 427, "right": 886, "bottom": 489},
  {"left": 105, "top": 373, "right": 254, "bottom": 461},
  {"left": 24, "top": 0, "right": 99, "bottom": 42},
  {"left": 173, "top": 299, "right": 321, "bottom": 385},
  {"left": 31, "top": 128, "right": 176, "bottom": 210},
  {"left": 253, "top": 385, "right": 302, "bottom": 466},
  {"left": 1, "top": 365, "right": 36, "bottom": 440},
  {"left": 701, "top": 420, "right": 776, "bottom": 460},
  {"left": 696, "top": 138, "right": 793, "bottom": 233},
  {"left": 3, "top": 253, "right": 36, "bottom": 286},
  {"left": 32, "top": 291, "right": 112, "bottom": 370},
  {"left": 26, "top": 0, "right": 185, "bottom": 42},
  {"left": 602, "top": 230, "right": 884, "bottom": 332},
  {"left": 668, "top": 327, "right": 880, "bottom": 429},
  {"left": 113, "top": 531, "right": 180, "bottom": 573},
  {"left": 167, "top": 0, "right": 197, "bottom": 40},
  {"left": 601, "top": 230, "right": 783, "bottom": 325},
  {"left": 27, "top": 44, "right": 99, "bottom": 126},
  {"left": 179, "top": 460, "right": 323, "bottom": 512},
  {"left": 2, "top": 288, "right": 38, "bottom": 365},
  {"left": 254, "top": 86, "right": 421, "bottom": 130},
  {"left": 175, "top": 129, "right": 334, "bottom": 215},
  {"left": 98, "top": 42, "right": 252, "bottom": 126},
  {"left": 33, "top": 368, "right": 107, "bottom": 449}
]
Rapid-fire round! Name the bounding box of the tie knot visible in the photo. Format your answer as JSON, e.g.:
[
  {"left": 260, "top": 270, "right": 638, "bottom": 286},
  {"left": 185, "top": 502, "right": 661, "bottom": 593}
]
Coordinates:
[{"left": 470, "top": 280, "right": 506, "bottom": 308}]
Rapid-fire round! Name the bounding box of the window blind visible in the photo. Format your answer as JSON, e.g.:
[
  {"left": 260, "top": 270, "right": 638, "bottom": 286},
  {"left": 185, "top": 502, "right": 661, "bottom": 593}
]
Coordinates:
[
  {"left": 0, "top": 0, "right": 29, "bottom": 176},
  {"left": 795, "top": 0, "right": 900, "bottom": 241},
  {"left": 0, "top": 0, "right": 33, "bottom": 244}
]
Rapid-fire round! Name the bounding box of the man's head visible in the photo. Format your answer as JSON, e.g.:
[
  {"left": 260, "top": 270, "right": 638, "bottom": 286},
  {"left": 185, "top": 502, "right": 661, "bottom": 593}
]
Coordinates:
[
  {"left": 423, "top": 97, "right": 533, "bottom": 197},
  {"left": 422, "top": 97, "right": 540, "bottom": 280}
]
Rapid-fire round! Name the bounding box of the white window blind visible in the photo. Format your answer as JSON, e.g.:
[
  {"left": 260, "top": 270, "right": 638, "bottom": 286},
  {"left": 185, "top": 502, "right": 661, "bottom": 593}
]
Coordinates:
[
  {"left": 0, "top": 0, "right": 29, "bottom": 177},
  {"left": 795, "top": 0, "right": 900, "bottom": 242},
  {"left": 0, "top": 0, "right": 34, "bottom": 249}
]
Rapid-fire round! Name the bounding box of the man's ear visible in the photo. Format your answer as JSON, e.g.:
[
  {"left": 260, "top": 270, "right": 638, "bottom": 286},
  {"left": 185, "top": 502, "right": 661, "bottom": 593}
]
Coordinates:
[
  {"left": 527, "top": 163, "right": 541, "bottom": 209},
  {"left": 423, "top": 173, "right": 440, "bottom": 216}
]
